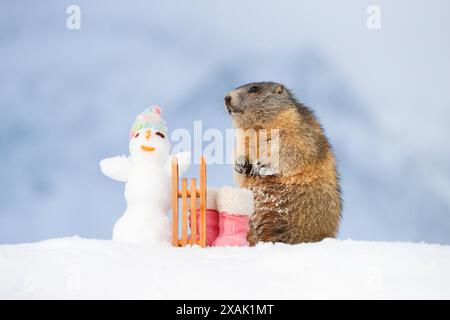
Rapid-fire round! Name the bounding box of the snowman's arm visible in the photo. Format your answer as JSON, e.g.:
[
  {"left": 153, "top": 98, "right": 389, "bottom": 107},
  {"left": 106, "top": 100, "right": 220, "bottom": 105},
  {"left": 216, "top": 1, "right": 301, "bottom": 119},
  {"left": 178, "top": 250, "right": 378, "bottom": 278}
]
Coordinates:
[
  {"left": 100, "top": 156, "right": 133, "bottom": 182},
  {"left": 167, "top": 151, "right": 191, "bottom": 176}
]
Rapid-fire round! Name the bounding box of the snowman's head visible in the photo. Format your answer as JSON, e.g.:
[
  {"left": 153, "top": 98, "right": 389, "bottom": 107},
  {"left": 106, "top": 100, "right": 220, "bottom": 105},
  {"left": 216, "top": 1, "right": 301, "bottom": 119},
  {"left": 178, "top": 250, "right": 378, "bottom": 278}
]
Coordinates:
[
  {"left": 129, "top": 106, "right": 170, "bottom": 163},
  {"left": 129, "top": 127, "right": 170, "bottom": 162}
]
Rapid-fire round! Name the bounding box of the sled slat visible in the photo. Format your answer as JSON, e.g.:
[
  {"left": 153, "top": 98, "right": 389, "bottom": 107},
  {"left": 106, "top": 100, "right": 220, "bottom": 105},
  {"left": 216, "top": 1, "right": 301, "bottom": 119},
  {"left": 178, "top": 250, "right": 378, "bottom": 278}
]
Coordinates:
[
  {"left": 181, "top": 178, "right": 188, "bottom": 247},
  {"left": 190, "top": 178, "right": 197, "bottom": 245}
]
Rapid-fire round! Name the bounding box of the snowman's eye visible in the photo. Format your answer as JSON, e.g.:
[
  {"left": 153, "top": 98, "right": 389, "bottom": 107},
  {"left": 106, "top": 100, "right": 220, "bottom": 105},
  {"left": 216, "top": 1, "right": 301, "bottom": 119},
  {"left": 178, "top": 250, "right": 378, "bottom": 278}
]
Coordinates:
[
  {"left": 156, "top": 132, "right": 165, "bottom": 139},
  {"left": 134, "top": 133, "right": 139, "bottom": 138}
]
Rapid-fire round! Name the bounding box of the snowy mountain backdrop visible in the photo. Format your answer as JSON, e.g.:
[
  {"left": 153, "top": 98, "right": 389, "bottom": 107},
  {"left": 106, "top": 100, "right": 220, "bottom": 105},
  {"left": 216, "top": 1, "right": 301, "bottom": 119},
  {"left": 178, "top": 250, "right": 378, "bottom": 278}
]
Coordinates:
[{"left": 1, "top": 0, "right": 449, "bottom": 244}]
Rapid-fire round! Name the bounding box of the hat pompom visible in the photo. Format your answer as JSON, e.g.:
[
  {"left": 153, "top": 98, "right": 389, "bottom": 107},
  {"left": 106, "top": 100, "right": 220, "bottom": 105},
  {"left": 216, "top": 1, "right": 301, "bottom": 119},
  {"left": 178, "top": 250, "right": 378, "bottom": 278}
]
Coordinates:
[
  {"left": 130, "top": 105, "right": 168, "bottom": 139},
  {"left": 153, "top": 106, "right": 161, "bottom": 115}
]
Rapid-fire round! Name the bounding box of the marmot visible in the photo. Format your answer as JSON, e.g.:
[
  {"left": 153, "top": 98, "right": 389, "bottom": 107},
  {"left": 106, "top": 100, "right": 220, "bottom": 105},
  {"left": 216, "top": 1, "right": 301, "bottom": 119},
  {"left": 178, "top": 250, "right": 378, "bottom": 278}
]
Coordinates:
[{"left": 224, "top": 82, "right": 342, "bottom": 245}]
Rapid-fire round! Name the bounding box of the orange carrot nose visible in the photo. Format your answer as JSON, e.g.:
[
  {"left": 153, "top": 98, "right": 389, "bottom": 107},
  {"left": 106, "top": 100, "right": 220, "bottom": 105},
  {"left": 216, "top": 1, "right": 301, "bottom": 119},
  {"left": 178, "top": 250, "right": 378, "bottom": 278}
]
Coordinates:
[{"left": 146, "top": 130, "right": 151, "bottom": 139}]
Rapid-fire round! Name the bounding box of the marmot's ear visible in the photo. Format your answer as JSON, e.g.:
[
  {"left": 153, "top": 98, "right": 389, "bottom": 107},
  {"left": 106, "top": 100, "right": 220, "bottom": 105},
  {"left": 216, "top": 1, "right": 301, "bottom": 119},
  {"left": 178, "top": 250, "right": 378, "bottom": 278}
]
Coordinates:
[{"left": 273, "top": 84, "right": 284, "bottom": 94}]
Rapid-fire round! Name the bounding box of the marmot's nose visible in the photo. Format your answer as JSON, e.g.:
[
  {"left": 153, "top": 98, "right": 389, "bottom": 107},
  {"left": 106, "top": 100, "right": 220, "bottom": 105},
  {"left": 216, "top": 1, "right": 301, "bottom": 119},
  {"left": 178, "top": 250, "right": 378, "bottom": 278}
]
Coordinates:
[{"left": 224, "top": 95, "right": 232, "bottom": 107}]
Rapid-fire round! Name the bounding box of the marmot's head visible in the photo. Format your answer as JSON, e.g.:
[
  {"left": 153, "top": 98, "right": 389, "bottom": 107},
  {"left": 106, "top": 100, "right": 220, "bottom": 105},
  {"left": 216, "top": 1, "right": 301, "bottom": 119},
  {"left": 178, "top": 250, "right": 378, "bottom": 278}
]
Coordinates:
[{"left": 224, "top": 82, "right": 295, "bottom": 128}]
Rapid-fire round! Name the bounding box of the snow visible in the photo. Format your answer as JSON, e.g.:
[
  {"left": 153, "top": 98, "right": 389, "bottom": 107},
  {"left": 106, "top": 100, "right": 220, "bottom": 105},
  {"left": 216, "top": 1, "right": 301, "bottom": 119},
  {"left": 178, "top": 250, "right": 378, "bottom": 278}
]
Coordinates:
[{"left": 1, "top": 237, "right": 449, "bottom": 299}]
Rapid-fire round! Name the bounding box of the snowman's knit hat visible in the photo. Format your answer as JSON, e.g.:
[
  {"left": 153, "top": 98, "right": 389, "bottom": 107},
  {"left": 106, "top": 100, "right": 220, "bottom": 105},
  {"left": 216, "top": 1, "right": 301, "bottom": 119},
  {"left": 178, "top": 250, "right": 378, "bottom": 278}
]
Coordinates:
[{"left": 130, "top": 106, "right": 168, "bottom": 139}]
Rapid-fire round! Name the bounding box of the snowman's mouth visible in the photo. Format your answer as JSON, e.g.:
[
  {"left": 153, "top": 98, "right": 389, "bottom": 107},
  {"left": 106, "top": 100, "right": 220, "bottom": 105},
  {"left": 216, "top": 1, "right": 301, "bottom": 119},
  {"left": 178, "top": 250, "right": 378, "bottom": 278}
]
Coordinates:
[{"left": 141, "top": 145, "right": 155, "bottom": 152}]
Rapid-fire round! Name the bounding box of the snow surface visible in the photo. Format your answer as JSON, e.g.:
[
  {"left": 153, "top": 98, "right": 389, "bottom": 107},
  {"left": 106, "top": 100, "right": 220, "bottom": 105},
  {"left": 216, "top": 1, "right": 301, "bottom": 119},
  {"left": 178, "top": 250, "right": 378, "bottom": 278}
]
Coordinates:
[{"left": 1, "top": 237, "right": 449, "bottom": 299}]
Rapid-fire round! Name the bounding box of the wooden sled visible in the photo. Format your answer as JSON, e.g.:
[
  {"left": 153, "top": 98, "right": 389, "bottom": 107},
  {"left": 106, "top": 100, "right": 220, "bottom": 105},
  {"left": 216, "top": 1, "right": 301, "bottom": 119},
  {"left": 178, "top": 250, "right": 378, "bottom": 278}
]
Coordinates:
[{"left": 171, "top": 156, "right": 207, "bottom": 247}]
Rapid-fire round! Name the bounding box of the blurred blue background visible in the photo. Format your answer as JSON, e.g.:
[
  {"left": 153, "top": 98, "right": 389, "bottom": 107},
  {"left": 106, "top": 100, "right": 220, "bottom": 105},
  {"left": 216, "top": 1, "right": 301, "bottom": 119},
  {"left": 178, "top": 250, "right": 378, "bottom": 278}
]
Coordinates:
[{"left": 1, "top": 0, "right": 449, "bottom": 244}]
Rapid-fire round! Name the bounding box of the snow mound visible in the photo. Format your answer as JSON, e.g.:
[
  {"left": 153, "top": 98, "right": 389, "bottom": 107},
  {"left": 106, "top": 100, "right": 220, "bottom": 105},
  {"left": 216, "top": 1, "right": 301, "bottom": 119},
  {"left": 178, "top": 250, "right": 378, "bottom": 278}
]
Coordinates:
[{"left": 1, "top": 237, "right": 449, "bottom": 299}]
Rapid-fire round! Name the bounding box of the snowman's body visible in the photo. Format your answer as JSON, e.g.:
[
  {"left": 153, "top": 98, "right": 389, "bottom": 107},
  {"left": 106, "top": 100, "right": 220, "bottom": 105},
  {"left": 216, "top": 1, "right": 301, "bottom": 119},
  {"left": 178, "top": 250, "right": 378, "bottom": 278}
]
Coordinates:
[
  {"left": 113, "top": 160, "right": 171, "bottom": 244},
  {"left": 100, "top": 108, "right": 189, "bottom": 245}
]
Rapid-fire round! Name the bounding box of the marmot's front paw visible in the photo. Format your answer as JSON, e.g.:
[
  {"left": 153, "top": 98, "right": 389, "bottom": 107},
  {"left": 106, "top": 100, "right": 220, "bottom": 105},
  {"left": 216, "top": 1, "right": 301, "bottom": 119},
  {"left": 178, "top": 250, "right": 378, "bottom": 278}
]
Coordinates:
[
  {"left": 234, "top": 156, "right": 253, "bottom": 175},
  {"left": 250, "top": 158, "right": 277, "bottom": 176}
]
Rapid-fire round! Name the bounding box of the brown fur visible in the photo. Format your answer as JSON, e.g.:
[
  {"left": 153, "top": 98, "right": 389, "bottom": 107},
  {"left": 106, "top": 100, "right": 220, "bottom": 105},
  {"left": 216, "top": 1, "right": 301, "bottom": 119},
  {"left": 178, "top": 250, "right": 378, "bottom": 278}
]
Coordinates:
[{"left": 225, "top": 82, "right": 342, "bottom": 245}]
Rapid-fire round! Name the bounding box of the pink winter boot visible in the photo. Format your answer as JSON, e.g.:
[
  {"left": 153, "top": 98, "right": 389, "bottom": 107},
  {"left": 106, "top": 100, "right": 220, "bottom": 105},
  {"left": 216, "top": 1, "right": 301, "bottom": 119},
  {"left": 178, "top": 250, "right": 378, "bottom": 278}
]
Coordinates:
[
  {"left": 213, "top": 186, "right": 254, "bottom": 247},
  {"left": 189, "top": 188, "right": 219, "bottom": 246}
]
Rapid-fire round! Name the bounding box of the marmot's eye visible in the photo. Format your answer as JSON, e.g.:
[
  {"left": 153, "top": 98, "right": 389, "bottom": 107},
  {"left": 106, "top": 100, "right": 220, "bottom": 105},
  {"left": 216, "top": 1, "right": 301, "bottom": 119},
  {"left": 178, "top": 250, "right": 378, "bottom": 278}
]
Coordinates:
[
  {"left": 134, "top": 133, "right": 140, "bottom": 138},
  {"left": 248, "top": 86, "right": 259, "bottom": 93},
  {"left": 156, "top": 132, "right": 165, "bottom": 139}
]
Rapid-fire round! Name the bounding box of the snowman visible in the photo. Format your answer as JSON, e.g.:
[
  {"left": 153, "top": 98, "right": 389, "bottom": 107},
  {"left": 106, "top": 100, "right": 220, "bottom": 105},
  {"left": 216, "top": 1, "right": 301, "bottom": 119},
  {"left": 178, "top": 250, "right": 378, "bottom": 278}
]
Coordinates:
[{"left": 100, "top": 106, "right": 190, "bottom": 245}]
